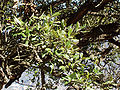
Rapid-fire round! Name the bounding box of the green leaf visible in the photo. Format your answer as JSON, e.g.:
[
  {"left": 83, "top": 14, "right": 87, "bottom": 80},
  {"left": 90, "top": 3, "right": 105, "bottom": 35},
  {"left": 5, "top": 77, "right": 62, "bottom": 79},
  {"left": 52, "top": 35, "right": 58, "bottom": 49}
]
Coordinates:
[
  {"left": 45, "top": 48, "right": 51, "bottom": 51},
  {"left": 71, "top": 39, "right": 79, "bottom": 45},
  {"left": 66, "top": 40, "right": 71, "bottom": 48},
  {"left": 25, "top": 40, "right": 29, "bottom": 45},
  {"left": 35, "top": 70, "right": 38, "bottom": 74},
  {"left": 76, "top": 22, "right": 80, "bottom": 31},
  {"left": 58, "top": 59, "right": 64, "bottom": 64},
  {"left": 52, "top": 12, "right": 61, "bottom": 17},
  {"left": 103, "top": 81, "right": 112, "bottom": 84},
  {"left": 68, "top": 26, "right": 73, "bottom": 37},
  {"left": 50, "top": 64, "right": 54, "bottom": 74},
  {"left": 42, "top": 53, "right": 48, "bottom": 58},
  {"left": 61, "top": 19, "right": 65, "bottom": 29},
  {"left": 64, "top": 81, "right": 69, "bottom": 85},
  {"left": 68, "top": 62, "right": 71, "bottom": 66},
  {"left": 73, "top": 54, "right": 79, "bottom": 60},
  {"left": 80, "top": 53, "right": 83, "bottom": 58},
  {"left": 34, "top": 43, "right": 41, "bottom": 47},
  {"left": 85, "top": 70, "right": 89, "bottom": 79},
  {"left": 69, "top": 72, "right": 76, "bottom": 79},
  {"left": 32, "top": 16, "right": 39, "bottom": 19},
  {"left": 50, "top": 5, "right": 52, "bottom": 15},
  {"left": 45, "top": 48, "right": 53, "bottom": 55},
  {"left": 59, "top": 66, "right": 66, "bottom": 71},
  {"left": 51, "top": 30, "right": 58, "bottom": 38},
  {"left": 63, "top": 54, "right": 69, "bottom": 60},
  {"left": 14, "top": 16, "right": 24, "bottom": 26},
  {"left": 21, "top": 33, "right": 26, "bottom": 37},
  {"left": 71, "top": 63, "right": 75, "bottom": 69},
  {"left": 26, "top": 25, "right": 30, "bottom": 35}
]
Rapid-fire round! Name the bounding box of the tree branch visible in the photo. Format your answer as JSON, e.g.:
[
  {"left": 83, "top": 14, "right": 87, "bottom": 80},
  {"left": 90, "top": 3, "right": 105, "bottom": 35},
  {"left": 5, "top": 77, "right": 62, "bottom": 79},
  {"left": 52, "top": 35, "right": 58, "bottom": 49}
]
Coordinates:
[
  {"left": 77, "top": 22, "right": 120, "bottom": 47},
  {"left": 67, "top": 2, "right": 92, "bottom": 26},
  {"left": 67, "top": 0, "right": 114, "bottom": 26}
]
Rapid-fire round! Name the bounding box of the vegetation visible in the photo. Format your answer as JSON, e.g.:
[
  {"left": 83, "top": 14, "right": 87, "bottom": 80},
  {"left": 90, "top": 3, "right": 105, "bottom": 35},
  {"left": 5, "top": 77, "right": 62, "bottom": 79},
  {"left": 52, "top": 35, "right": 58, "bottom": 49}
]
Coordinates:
[{"left": 0, "top": 0, "right": 120, "bottom": 89}]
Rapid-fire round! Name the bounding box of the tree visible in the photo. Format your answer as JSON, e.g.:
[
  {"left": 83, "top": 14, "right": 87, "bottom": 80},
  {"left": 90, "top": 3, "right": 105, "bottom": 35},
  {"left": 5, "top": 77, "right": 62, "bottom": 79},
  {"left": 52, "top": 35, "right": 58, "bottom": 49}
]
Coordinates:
[{"left": 0, "top": 0, "right": 120, "bottom": 89}]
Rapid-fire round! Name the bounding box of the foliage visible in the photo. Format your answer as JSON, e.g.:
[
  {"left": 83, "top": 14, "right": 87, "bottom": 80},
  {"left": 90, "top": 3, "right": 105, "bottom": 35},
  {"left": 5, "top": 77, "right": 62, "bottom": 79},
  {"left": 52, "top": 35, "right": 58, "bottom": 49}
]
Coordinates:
[{"left": 0, "top": 0, "right": 120, "bottom": 90}]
